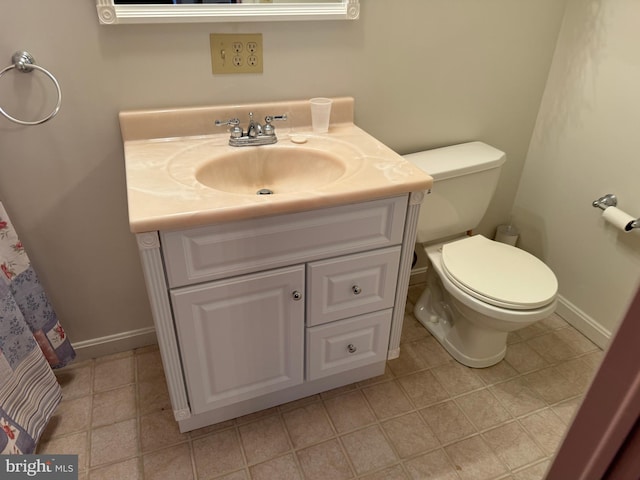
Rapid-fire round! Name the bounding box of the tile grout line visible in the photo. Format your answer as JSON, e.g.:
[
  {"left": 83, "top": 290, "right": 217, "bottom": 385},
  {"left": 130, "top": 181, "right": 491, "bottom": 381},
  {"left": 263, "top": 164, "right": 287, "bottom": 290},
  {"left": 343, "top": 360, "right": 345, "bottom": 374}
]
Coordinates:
[
  {"left": 133, "top": 353, "right": 145, "bottom": 479},
  {"left": 270, "top": 408, "right": 306, "bottom": 479}
]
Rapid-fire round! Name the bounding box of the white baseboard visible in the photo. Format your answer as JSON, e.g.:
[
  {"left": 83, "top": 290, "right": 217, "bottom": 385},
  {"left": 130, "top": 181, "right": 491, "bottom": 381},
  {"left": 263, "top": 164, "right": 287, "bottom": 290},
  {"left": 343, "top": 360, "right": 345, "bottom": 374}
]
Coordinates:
[
  {"left": 409, "top": 265, "right": 610, "bottom": 352},
  {"left": 71, "top": 326, "right": 157, "bottom": 362},
  {"left": 556, "top": 295, "right": 611, "bottom": 350},
  {"left": 410, "top": 266, "right": 427, "bottom": 286},
  {"left": 69, "top": 296, "right": 609, "bottom": 364}
]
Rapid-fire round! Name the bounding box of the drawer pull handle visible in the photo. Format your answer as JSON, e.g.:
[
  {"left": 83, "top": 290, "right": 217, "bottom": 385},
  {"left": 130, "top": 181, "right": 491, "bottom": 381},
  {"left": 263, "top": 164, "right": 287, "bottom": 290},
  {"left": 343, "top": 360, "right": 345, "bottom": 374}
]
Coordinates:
[
  {"left": 352, "top": 285, "right": 362, "bottom": 295},
  {"left": 292, "top": 290, "right": 302, "bottom": 301},
  {"left": 347, "top": 344, "right": 357, "bottom": 354}
]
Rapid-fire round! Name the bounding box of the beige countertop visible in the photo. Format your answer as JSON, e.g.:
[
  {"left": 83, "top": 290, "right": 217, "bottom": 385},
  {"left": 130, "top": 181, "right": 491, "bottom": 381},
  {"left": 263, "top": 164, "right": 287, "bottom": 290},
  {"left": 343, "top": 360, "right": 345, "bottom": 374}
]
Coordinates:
[{"left": 121, "top": 98, "right": 432, "bottom": 233}]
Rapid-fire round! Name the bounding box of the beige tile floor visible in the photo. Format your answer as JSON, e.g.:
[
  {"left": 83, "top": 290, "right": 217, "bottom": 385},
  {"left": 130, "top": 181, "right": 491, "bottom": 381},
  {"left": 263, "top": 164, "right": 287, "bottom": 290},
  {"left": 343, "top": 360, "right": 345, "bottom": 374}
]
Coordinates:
[{"left": 38, "top": 284, "right": 603, "bottom": 480}]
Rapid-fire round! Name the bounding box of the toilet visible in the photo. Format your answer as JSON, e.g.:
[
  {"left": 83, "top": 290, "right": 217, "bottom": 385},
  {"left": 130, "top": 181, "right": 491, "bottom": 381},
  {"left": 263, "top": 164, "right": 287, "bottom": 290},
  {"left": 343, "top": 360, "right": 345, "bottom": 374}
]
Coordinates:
[{"left": 405, "top": 142, "right": 558, "bottom": 368}]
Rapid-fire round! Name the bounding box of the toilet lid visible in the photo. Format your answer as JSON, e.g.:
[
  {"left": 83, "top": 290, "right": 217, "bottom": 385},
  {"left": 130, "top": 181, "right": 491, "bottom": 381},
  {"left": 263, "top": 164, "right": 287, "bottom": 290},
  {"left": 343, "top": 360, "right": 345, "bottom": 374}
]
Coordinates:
[{"left": 441, "top": 235, "right": 557, "bottom": 309}]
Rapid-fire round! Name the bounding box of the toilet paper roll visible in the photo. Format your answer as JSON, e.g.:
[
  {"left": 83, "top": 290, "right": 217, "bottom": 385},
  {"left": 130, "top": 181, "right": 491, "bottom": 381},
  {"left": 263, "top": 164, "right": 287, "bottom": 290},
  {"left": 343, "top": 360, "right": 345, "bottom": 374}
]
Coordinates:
[
  {"left": 495, "top": 224, "right": 519, "bottom": 246},
  {"left": 602, "top": 206, "right": 635, "bottom": 232}
]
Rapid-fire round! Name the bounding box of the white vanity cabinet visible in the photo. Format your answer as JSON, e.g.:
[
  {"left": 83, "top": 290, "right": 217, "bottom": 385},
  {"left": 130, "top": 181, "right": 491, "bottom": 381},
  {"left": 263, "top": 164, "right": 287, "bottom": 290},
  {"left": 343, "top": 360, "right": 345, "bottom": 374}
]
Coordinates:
[{"left": 136, "top": 193, "right": 423, "bottom": 432}]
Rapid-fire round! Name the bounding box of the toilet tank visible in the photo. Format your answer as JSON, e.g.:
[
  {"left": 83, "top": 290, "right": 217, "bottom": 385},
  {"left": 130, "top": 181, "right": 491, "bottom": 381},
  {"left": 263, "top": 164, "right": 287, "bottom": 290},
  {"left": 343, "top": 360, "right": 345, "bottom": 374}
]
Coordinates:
[{"left": 404, "top": 142, "right": 506, "bottom": 243}]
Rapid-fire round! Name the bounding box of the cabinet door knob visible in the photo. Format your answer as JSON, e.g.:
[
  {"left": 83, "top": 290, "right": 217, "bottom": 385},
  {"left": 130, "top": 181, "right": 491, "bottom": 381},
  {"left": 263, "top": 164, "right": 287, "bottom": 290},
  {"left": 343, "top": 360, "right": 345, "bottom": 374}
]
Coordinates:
[
  {"left": 352, "top": 285, "right": 362, "bottom": 295},
  {"left": 347, "top": 344, "right": 357, "bottom": 354},
  {"left": 292, "top": 290, "right": 302, "bottom": 301}
]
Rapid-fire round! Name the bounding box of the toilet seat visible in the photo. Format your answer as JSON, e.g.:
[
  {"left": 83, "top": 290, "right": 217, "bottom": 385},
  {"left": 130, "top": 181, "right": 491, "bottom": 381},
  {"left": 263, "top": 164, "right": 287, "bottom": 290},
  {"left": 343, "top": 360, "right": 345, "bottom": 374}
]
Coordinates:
[{"left": 441, "top": 235, "right": 557, "bottom": 310}]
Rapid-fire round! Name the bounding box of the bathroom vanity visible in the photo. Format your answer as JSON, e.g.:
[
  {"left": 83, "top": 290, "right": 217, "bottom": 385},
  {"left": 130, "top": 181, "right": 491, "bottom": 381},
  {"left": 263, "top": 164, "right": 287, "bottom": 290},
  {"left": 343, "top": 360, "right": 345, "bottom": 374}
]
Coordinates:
[{"left": 121, "top": 98, "right": 432, "bottom": 431}]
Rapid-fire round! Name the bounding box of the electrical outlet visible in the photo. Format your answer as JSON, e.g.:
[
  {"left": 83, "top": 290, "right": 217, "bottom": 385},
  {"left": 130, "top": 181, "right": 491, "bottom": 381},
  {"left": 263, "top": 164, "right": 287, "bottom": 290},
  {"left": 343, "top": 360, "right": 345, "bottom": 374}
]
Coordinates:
[{"left": 210, "top": 33, "right": 263, "bottom": 75}]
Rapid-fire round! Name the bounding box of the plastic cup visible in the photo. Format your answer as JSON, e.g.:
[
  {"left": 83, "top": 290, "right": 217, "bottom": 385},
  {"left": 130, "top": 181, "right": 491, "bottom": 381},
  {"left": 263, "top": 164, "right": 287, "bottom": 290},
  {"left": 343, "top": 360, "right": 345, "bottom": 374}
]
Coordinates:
[{"left": 310, "top": 97, "right": 332, "bottom": 133}]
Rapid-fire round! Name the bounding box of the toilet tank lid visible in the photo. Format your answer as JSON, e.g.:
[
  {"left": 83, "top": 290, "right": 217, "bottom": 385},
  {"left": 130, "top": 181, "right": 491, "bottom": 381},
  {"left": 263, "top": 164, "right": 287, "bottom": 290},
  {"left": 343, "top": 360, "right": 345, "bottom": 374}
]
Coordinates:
[{"left": 403, "top": 141, "right": 506, "bottom": 181}]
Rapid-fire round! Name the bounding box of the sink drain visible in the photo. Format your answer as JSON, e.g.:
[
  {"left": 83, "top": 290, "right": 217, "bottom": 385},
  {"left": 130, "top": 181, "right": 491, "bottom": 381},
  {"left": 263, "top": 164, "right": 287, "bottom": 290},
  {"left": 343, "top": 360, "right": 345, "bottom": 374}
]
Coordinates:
[{"left": 256, "top": 188, "right": 274, "bottom": 195}]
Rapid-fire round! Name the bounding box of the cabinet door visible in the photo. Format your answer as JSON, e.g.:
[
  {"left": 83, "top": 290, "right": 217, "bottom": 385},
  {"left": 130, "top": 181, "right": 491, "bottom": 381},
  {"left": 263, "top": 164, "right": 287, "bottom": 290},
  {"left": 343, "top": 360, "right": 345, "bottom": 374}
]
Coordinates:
[{"left": 171, "top": 266, "right": 305, "bottom": 414}]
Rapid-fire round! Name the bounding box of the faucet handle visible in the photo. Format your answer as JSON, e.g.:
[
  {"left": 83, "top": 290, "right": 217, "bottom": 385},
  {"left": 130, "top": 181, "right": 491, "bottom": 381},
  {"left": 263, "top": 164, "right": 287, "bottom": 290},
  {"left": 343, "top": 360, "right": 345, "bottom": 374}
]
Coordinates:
[
  {"left": 263, "top": 114, "right": 288, "bottom": 136},
  {"left": 265, "top": 114, "right": 287, "bottom": 122},
  {"left": 215, "top": 118, "right": 239, "bottom": 127},
  {"left": 215, "top": 118, "right": 243, "bottom": 138}
]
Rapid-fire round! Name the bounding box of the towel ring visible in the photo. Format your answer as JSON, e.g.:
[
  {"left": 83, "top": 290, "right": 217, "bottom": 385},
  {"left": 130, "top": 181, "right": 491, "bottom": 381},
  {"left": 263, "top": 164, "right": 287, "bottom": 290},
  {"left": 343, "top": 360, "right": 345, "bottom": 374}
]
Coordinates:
[{"left": 0, "top": 51, "right": 62, "bottom": 126}]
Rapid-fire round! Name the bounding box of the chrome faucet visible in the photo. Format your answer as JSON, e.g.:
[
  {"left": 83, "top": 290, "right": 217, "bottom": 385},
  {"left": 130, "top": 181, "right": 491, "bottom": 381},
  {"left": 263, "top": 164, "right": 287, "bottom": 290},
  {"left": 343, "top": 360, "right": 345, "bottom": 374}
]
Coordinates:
[
  {"left": 215, "top": 112, "right": 287, "bottom": 147},
  {"left": 246, "top": 112, "right": 262, "bottom": 138}
]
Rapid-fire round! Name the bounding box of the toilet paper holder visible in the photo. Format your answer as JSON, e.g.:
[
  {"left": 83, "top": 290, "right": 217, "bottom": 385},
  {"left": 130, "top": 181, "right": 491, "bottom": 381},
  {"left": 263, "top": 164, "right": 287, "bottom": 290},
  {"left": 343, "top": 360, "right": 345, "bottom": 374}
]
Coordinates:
[{"left": 592, "top": 193, "right": 639, "bottom": 230}]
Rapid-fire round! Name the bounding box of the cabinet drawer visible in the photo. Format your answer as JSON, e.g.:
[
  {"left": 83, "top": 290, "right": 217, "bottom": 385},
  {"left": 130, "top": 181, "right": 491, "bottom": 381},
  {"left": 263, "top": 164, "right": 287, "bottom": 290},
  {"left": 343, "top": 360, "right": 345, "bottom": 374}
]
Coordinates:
[
  {"left": 306, "top": 309, "right": 392, "bottom": 381},
  {"left": 161, "top": 195, "right": 407, "bottom": 288},
  {"left": 306, "top": 246, "right": 401, "bottom": 327}
]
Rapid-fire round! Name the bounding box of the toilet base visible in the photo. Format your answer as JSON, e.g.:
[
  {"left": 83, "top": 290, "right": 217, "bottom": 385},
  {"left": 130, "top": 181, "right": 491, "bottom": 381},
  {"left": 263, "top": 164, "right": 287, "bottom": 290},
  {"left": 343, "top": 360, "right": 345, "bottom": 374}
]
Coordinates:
[
  {"left": 413, "top": 268, "right": 508, "bottom": 368},
  {"left": 413, "top": 310, "right": 506, "bottom": 368}
]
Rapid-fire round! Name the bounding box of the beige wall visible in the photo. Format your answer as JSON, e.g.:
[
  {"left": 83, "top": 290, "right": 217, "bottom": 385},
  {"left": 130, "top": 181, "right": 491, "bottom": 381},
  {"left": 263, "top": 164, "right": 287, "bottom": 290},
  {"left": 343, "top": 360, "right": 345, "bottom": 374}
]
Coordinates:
[
  {"left": 0, "top": 1, "right": 565, "bottom": 354},
  {"left": 513, "top": 0, "right": 640, "bottom": 344}
]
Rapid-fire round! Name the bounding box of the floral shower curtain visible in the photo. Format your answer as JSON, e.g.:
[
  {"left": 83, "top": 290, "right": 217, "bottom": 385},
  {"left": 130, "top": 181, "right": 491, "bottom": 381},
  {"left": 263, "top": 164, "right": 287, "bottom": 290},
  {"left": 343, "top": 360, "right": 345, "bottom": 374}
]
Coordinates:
[{"left": 0, "top": 202, "right": 75, "bottom": 454}]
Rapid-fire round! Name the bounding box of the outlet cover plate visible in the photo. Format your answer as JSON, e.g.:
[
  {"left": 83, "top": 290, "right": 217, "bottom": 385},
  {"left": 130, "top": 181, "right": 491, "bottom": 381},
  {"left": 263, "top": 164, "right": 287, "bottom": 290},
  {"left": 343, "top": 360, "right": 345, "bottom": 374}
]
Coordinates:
[{"left": 210, "top": 33, "right": 263, "bottom": 74}]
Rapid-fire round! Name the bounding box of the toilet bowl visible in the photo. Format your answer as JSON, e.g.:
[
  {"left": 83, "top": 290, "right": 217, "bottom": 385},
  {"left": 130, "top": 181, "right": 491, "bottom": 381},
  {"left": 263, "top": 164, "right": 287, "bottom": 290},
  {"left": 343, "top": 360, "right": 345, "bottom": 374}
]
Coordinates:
[
  {"left": 404, "top": 142, "right": 558, "bottom": 368},
  {"left": 413, "top": 235, "right": 557, "bottom": 367}
]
